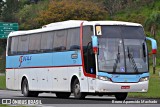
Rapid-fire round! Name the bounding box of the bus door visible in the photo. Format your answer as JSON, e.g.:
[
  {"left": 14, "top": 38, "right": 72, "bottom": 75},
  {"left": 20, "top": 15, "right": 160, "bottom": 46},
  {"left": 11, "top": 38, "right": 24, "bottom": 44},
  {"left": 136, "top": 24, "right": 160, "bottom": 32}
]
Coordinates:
[
  {"left": 83, "top": 44, "right": 96, "bottom": 92},
  {"left": 83, "top": 26, "right": 96, "bottom": 92}
]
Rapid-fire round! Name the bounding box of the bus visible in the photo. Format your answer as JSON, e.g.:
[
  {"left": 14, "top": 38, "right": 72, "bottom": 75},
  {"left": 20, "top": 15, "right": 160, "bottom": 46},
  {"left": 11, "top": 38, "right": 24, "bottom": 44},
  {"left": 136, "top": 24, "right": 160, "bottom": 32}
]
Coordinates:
[{"left": 6, "top": 20, "right": 157, "bottom": 100}]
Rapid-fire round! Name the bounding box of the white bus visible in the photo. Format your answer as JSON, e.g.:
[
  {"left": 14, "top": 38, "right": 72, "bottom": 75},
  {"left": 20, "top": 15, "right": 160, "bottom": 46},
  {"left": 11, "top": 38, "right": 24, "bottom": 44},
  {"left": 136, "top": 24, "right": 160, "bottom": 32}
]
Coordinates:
[{"left": 6, "top": 20, "right": 157, "bottom": 100}]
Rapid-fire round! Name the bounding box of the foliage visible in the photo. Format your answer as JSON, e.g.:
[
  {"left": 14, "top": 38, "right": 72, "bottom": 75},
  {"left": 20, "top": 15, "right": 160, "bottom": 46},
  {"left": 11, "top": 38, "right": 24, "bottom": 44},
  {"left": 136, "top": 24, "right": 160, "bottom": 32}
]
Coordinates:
[
  {"left": 103, "top": 0, "right": 126, "bottom": 17},
  {"left": 34, "top": 0, "right": 108, "bottom": 28},
  {"left": 15, "top": 0, "right": 50, "bottom": 29},
  {"left": 1, "top": 0, "right": 20, "bottom": 22},
  {"left": 16, "top": 0, "right": 107, "bottom": 29},
  {"left": 18, "top": 0, "right": 31, "bottom": 8},
  {"left": 103, "top": 0, "right": 154, "bottom": 18},
  {"left": 0, "top": 0, "right": 4, "bottom": 20},
  {"left": 145, "top": 11, "right": 160, "bottom": 38},
  {"left": 0, "top": 76, "right": 5, "bottom": 89}
]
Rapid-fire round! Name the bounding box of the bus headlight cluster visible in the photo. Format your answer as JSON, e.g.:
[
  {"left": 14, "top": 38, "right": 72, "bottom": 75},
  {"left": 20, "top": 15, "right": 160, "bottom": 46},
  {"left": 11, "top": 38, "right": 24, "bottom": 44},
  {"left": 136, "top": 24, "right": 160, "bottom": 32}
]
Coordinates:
[
  {"left": 97, "top": 76, "right": 111, "bottom": 81},
  {"left": 139, "top": 77, "right": 149, "bottom": 82}
]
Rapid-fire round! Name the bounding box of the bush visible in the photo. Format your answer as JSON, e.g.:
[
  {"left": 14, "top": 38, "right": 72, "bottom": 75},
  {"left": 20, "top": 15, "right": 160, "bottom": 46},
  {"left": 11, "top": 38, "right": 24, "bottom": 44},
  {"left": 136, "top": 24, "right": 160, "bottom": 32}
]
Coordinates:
[
  {"left": 15, "top": 0, "right": 50, "bottom": 29},
  {"left": 34, "top": 0, "right": 108, "bottom": 27}
]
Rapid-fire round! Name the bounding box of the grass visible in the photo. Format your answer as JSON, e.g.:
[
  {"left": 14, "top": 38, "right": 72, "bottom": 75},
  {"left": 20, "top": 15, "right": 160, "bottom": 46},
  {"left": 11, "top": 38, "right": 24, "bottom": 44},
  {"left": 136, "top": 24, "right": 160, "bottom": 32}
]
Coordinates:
[
  {"left": 128, "top": 67, "right": 160, "bottom": 98},
  {"left": 0, "top": 105, "right": 12, "bottom": 107},
  {"left": 0, "top": 105, "right": 27, "bottom": 107},
  {"left": 0, "top": 75, "right": 6, "bottom": 90}
]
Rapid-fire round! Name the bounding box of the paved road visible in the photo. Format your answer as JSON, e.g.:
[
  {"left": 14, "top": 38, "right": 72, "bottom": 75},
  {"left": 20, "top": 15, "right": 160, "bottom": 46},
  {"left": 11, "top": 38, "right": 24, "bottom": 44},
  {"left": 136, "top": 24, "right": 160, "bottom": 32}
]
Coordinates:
[
  {"left": 0, "top": 73, "right": 5, "bottom": 76},
  {"left": 0, "top": 90, "right": 159, "bottom": 107}
]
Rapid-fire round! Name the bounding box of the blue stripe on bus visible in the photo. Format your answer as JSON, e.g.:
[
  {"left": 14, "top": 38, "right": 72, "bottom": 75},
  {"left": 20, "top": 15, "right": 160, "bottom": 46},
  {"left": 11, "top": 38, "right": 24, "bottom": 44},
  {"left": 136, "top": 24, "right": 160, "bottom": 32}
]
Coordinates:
[
  {"left": 98, "top": 72, "right": 149, "bottom": 83},
  {"left": 6, "top": 51, "right": 82, "bottom": 68}
]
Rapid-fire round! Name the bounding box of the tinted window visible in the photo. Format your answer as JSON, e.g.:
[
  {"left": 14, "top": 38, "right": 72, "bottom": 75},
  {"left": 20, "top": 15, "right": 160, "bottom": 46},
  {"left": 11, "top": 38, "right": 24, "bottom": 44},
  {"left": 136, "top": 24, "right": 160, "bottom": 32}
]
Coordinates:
[
  {"left": 53, "top": 30, "right": 67, "bottom": 51},
  {"left": 29, "top": 33, "right": 41, "bottom": 53},
  {"left": 82, "top": 26, "right": 95, "bottom": 74},
  {"left": 8, "top": 37, "right": 12, "bottom": 55},
  {"left": 8, "top": 28, "right": 81, "bottom": 55},
  {"left": 41, "top": 32, "right": 54, "bottom": 52},
  {"left": 98, "top": 26, "right": 145, "bottom": 39},
  {"left": 18, "top": 35, "right": 29, "bottom": 54},
  {"left": 83, "top": 26, "right": 93, "bottom": 47},
  {"left": 10, "top": 36, "right": 19, "bottom": 55},
  {"left": 67, "top": 28, "right": 80, "bottom": 50}
]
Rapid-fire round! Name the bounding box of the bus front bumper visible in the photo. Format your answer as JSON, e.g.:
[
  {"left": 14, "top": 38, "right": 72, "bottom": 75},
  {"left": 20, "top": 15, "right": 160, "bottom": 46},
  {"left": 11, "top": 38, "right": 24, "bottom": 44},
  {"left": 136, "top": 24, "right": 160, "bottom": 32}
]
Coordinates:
[{"left": 95, "top": 80, "right": 148, "bottom": 93}]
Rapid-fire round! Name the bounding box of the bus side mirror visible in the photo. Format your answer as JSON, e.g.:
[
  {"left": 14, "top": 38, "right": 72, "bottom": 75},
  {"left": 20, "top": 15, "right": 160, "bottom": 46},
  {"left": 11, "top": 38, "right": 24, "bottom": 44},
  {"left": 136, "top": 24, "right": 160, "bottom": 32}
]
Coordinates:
[
  {"left": 146, "top": 37, "right": 157, "bottom": 54},
  {"left": 146, "top": 37, "right": 157, "bottom": 68},
  {"left": 91, "top": 35, "right": 98, "bottom": 54}
]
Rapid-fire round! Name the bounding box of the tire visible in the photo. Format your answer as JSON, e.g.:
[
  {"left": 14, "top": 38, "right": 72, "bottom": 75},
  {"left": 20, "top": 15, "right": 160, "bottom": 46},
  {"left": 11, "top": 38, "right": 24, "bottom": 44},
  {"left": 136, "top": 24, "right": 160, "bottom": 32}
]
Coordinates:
[
  {"left": 72, "top": 79, "right": 86, "bottom": 99},
  {"left": 22, "top": 78, "right": 39, "bottom": 97},
  {"left": 115, "top": 93, "right": 128, "bottom": 101},
  {"left": 55, "top": 92, "right": 71, "bottom": 98}
]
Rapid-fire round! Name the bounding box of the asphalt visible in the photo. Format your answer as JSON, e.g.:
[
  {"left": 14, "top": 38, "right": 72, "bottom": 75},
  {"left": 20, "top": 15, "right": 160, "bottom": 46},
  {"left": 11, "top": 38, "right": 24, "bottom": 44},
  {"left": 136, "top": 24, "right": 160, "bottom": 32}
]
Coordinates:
[{"left": 0, "top": 90, "right": 159, "bottom": 107}]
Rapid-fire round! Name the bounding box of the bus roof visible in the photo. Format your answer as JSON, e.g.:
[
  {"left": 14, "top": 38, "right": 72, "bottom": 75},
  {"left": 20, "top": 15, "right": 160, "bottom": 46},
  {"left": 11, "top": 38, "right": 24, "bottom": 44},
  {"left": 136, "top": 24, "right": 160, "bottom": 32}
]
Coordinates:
[{"left": 8, "top": 20, "right": 142, "bottom": 37}]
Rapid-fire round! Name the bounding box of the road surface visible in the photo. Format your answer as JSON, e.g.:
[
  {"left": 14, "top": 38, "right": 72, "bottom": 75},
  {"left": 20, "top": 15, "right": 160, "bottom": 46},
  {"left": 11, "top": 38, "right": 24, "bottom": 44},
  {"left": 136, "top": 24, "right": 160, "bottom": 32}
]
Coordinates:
[{"left": 0, "top": 90, "right": 159, "bottom": 107}]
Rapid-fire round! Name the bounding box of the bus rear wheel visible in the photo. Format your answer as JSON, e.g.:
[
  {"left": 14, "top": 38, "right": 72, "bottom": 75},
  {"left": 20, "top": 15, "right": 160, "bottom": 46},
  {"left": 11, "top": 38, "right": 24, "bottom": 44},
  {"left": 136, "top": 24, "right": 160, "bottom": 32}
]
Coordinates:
[
  {"left": 72, "top": 79, "right": 86, "bottom": 99},
  {"left": 115, "top": 92, "right": 128, "bottom": 101},
  {"left": 22, "top": 78, "right": 39, "bottom": 97},
  {"left": 55, "top": 92, "right": 71, "bottom": 98}
]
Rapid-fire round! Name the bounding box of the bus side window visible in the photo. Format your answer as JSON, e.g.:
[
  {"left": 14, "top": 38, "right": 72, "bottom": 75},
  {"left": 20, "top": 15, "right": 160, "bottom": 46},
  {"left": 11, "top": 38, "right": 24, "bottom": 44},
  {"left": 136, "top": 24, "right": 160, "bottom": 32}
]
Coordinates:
[
  {"left": 53, "top": 46, "right": 66, "bottom": 51},
  {"left": 10, "top": 36, "right": 19, "bottom": 55},
  {"left": 53, "top": 30, "right": 67, "bottom": 52},
  {"left": 29, "top": 33, "right": 41, "bottom": 54},
  {"left": 70, "top": 45, "right": 80, "bottom": 50},
  {"left": 8, "top": 37, "right": 12, "bottom": 56},
  {"left": 67, "top": 27, "right": 80, "bottom": 51},
  {"left": 40, "top": 32, "right": 53, "bottom": 53},
  {"left": 18, "top": 35, "right": 29, "bottom": 55}
]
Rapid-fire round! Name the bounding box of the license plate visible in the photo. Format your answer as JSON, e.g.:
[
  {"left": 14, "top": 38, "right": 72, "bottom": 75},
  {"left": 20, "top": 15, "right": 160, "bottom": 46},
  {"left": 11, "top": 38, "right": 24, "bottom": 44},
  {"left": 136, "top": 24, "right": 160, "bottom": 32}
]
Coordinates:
[{"left": 121, "top": 86, "right": 130, "bottom": 89}]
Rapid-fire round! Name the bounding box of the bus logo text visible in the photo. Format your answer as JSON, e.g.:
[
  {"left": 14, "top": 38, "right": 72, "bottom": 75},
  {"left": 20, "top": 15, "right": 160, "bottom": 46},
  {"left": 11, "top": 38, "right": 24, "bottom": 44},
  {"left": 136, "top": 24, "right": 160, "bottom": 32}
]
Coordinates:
[{"left": 19, "top": 56, "right": 32, "bottom": 67}]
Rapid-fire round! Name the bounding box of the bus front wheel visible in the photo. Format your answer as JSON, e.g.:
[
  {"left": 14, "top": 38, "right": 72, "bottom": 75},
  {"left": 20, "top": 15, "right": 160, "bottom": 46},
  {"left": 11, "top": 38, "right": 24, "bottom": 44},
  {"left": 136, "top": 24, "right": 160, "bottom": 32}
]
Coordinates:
[
  {"left": 115, "top": 92, "right": 128, "bottom": 101},
  {"left": 72, "top": 79, "right": 86, "bottom": 99},
  {"left": 22, "top": 78, "right": 39, "bottom": 97}
]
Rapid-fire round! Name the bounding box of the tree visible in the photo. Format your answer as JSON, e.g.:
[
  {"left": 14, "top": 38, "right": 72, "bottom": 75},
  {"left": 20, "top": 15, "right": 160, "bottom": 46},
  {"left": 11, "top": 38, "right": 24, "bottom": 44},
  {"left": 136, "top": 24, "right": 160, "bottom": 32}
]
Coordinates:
[
  {"left": 0, "top": 0, "right": 4, "bottom": 20},
  {"left": 103, "top": 0, "right": 128, "bottom": 18},
  {"left": 145, "top": 11, "right": 160, "bottom": 39},
  {"left": 30, "top": 0, "right": 39, "bottom": 4},
  {"left": 1, "top": 0, "right": 20, "bottom": 22},
  {"left": 35, "top": 0, "right": 108, "bottom": 27},
  {"left": 16, "top": 0, "right": 50, "bottom": 29},
  {"left": 103, "top": 0, "right": 154, "bottom": 18},
  {"left": 19, "top": 0, "right": 30, "bottom": 8},
  {"left": 145, "top": 11, "right": 160, "bottom": 74}
]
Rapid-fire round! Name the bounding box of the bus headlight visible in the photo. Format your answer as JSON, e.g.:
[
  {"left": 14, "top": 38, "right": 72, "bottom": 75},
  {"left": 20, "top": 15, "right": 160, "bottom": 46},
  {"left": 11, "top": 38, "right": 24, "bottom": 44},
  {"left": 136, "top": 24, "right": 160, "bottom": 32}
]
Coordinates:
[
  {"left": 139, "top": 77, "right": 149, "bottom": 82},
  {"left": 97, "top": 76, "right": 111, "bottom": 81}
]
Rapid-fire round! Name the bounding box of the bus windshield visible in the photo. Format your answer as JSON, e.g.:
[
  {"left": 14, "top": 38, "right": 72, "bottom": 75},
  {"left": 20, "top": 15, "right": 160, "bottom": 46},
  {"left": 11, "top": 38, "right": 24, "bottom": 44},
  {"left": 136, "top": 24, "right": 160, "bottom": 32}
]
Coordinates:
[{"left": 97, "top": 26, "right": 148, "bottom": 74}]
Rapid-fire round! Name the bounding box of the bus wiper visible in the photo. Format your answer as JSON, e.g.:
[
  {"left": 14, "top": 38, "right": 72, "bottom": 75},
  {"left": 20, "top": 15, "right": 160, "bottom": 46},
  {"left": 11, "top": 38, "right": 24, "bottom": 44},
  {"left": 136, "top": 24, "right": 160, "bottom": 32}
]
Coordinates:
[
  {"left": 127, "top": 47, "right": 138, "bottom": 73},
  {"left": 113, "top": 45, "right": 120, "bottom": 72}
]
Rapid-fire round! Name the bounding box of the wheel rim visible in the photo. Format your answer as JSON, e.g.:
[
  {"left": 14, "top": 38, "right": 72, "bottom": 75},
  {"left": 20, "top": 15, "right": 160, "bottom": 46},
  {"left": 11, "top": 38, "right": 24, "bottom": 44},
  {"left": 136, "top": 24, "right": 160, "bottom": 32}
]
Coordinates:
[{"left": 74, "top": 83, "right": 80, "bottom": 96}]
